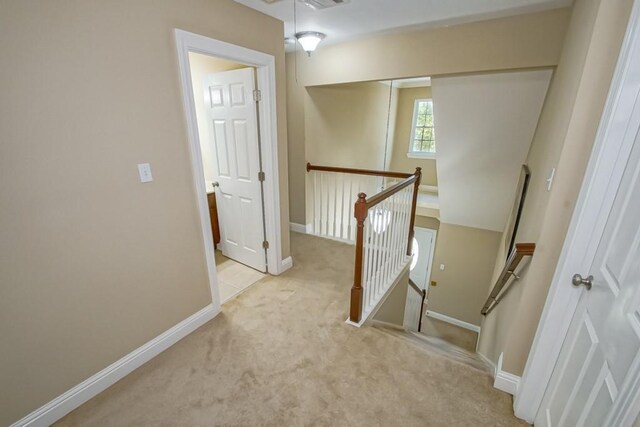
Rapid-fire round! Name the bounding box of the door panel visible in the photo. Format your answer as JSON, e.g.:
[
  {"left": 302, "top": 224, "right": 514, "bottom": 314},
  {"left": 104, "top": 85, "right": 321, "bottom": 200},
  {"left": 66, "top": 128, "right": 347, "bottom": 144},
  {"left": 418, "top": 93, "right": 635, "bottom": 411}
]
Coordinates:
[
  {"left": 536, "top": 104, "right": 640, "bottom": 426},
  {"left": 204, "top": 67, "right": 265, "bottom": 272},
  {"left": 410, "top": 227, "right": 435, "bottom": 290}
]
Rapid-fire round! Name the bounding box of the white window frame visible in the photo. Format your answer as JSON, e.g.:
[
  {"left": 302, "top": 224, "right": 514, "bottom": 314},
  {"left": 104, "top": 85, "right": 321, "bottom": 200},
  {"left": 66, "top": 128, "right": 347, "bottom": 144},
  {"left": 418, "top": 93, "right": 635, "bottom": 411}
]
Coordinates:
[{"left": 407, "top": 98, "right": 436, "bottom": 159}]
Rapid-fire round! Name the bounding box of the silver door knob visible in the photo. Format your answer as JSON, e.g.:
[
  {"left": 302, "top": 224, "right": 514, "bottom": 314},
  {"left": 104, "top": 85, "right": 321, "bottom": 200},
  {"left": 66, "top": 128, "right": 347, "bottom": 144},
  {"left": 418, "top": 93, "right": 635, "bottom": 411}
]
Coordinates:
[
  {"left": 572, "top": 273, "right": 593, "bottom": 290},
  {"left": 211, "top": 182, "right": 219, "bottom": 189}
]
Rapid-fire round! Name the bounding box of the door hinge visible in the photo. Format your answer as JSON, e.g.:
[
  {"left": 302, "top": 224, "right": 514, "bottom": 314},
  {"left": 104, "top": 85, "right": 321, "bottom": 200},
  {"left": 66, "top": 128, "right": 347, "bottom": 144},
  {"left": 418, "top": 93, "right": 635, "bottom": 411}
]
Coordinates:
[
  {"left": 258, "top": 171, "right": 265, "bottom": 182},
  {"left": 262, "top": 240, "right": 269, "bottom": 249},
  {"left": 253, "top": 89, "right": 262, "bottom": 102}
]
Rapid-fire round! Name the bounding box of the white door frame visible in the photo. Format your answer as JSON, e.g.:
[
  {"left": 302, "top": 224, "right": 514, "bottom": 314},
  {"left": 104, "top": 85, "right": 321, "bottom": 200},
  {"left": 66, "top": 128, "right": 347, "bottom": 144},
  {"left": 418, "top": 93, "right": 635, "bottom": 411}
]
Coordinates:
[
  {"left": 174, "top": 29, "right": 287, "bottom": 306},
  {"left": 515, "top": 2, "right": 640, "bottom": 423}
]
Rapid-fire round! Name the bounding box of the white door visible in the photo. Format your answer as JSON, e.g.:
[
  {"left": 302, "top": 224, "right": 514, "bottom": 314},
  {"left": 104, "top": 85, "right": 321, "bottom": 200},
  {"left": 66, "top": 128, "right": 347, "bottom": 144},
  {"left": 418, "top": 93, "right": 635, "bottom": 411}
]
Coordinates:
[
  {"left": 535, "top": 91, "right": 640, "bottom": 425},
  {"left": 404, "top": 227, "right": 437, "bottom": 330},
  {"left": 410, "top": 227, "right": 436, "bottom": 292},
  {"left": 205, "top": 67, "right": 266, "bottom": 272}
]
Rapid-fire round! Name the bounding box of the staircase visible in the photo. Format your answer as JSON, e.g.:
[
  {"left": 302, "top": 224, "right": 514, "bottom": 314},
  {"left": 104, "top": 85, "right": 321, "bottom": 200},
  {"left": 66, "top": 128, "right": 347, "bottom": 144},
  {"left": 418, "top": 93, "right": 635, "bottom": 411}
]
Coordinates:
[{"left": 370, "top": 321, "right": 493, "bottom": 373}]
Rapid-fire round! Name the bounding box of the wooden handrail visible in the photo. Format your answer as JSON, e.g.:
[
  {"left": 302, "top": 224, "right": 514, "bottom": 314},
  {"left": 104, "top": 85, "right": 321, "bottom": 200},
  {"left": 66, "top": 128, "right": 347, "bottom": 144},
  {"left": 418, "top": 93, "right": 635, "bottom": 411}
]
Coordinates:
[
  {"left": 408, "top": 278, "right": 427, "bottom": 332},
  {"left": 306, "top": 162, "right": 422, "bottom": 323},
  {"left": 481, "top": 243, "right": 536, "bottom": 315},
  {"left": 350, "top": 167, "right": 422, "bottom": 323},
  {"left": 364, "top": 174, "right": 419, "bottom": 209},
  {"left": 307, "top": 162, "right": 413, "bottom": 179}
]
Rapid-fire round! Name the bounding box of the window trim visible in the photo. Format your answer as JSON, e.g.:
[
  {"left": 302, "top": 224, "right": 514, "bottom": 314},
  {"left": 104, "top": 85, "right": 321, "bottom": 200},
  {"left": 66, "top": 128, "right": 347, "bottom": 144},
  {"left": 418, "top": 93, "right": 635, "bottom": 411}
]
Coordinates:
[{"left": 407, "top": 98, "right": 436, "bottom": 159}]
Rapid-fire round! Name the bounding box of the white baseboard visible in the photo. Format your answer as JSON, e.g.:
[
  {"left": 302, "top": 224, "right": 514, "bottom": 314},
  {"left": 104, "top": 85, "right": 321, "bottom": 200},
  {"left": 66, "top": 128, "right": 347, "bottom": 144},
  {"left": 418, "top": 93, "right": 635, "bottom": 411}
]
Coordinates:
[
  {"left": 494, "top": 352, "right": 520, "bottom": 395},
  {"left": 477, "top": 351, "right": 497, "bottom": 377},
  {"left": 280, "top": 256, "right": 293, "bottom": 273},
  {"left": 425, "top": 310, "right": 481, "bottom": 333},
  {"left": 289, "top": 222, "right": 311, "bottom": 234},
  {"left": 11, "top": 305, "right": 218, "bottom": 427}
]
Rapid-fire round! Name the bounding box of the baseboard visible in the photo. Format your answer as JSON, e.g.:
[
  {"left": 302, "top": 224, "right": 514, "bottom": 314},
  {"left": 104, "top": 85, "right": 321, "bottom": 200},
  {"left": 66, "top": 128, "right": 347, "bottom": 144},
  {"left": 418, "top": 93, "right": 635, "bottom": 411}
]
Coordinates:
[
  {"left": 425, "top": 310, "right": 481, "bottom": 333},
  {"left": 11, "top": 305, "right": 218, "bottom": 427},
  {"left": 477, "top": 351, "right": 497, "bottom": 377},
  {"left": 289, "top": 222, "right": 311, "bottom": 234},
  {"left": 280, "top": 256, "right": 293, "bottom": 273},
  {"left": 494, "top": 352, "right": 520, "bottom": 395}
]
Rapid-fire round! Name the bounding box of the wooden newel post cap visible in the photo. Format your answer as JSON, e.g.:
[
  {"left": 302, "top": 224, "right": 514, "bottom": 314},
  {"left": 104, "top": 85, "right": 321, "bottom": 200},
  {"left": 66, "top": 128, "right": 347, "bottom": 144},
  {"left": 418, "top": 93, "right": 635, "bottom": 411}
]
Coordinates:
[
  {"left": 415, "top": 167, "right": 422, "bottom": 175},
  {"left": 357, "top": 192, "right": 367, "bottom": 202}
]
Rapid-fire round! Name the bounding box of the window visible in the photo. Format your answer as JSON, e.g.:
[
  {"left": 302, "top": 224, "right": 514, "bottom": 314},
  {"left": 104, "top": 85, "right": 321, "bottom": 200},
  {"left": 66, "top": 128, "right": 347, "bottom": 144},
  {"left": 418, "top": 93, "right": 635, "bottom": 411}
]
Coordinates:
[{"left": 408, "top": 99, "right": 435, "bottom": 158}]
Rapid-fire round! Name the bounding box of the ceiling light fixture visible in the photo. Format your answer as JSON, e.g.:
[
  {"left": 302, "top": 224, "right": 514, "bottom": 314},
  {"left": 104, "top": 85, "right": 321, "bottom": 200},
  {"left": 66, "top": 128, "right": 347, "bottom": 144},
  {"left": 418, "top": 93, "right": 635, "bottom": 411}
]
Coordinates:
[{"left": 295, "top": 31, "right": 326, "bottom": 56}]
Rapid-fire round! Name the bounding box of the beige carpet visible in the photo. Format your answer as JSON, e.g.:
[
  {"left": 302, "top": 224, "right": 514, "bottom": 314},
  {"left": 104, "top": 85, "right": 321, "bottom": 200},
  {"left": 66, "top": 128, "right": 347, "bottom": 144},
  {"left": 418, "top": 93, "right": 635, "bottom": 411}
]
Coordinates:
[{"left": 57, "top": 232, "right": 527, "bottom": 426}]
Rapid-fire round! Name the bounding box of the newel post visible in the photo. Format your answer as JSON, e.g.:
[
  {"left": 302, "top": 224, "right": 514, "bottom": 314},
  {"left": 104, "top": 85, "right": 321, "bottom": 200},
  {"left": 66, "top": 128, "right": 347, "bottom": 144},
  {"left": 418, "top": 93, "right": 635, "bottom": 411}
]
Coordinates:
[
  {"left": 407, "top": 167, "right": 422, "bottom": 256},
  {"left": 350, "top": 192, "right": 368, "bottom": 323}
]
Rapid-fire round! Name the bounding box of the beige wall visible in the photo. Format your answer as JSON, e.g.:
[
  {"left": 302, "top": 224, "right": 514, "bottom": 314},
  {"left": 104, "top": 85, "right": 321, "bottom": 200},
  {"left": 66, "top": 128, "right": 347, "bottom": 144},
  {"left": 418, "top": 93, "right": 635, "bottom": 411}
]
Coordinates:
[
  {"left": 294, "top": 8, "right": 570, "bottom": 87},
  {"left": 477, "top": 0, "right": 633, "bottom": 375},
  {"left": 0, "top": 1, "right": 288, "bottom": 425},
  {"left": 373, "top": 268, "right": 411, "bottom": 326},
  {"left": 189, "top": 52, "right": 247, "bottom": 187},
  {"left": 415, "top": 215, "right": 441, "bottom": 231},
  {"left": 305, "top": 82, "right": 394, "bottom": 169},
  {"left": 427, "top": 224, "right": 502, "bottom": 326},
  {"left": 286, "top": 8, "right": 569, "bottom": 230},
  {"left": 388, "top": 86, "right": 438, "bottom": 185},
  {"left": 286, "top": 53, "right": 307, "bottom": 225}
]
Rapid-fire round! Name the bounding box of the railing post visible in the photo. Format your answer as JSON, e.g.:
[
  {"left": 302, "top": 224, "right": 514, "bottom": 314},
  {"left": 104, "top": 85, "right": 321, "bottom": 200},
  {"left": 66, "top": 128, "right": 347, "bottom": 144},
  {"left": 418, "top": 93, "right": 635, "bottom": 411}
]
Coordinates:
[
  {"left": 350, "top": 192, "right": 368, "bottom": 323},
  {"left": 406, "top": 167, "right": 422, "bottom": 255}
]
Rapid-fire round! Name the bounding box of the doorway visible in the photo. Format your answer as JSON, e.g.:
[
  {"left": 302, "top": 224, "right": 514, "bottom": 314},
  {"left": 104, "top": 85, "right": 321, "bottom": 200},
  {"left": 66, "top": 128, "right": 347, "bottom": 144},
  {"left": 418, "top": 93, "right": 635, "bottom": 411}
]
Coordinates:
[
  {"left": 174, "top": 30, "right": 286, "bottom": 310},
  {"left": 188, "top": 52, "right": 267, "bottom": 303}
]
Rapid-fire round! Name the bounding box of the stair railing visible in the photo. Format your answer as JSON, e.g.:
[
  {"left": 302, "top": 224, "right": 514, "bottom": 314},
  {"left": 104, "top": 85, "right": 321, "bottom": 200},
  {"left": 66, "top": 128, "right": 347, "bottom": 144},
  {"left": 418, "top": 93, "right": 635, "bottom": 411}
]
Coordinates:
[
  {"left": 306, "top": 163, "right": 421, "bottom": 324},
  {"left": 481, "top": 242, "right": 536, "bottom": 315}
]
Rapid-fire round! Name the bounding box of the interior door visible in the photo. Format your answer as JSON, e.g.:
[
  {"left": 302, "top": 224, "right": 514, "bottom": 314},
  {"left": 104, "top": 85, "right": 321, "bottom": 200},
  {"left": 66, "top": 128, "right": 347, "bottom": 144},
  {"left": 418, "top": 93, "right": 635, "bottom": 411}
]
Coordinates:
[
  {"left": 535, "top": 102, "right": 640, "bottom": 426},
  {"left": 410, "top": 227, "right": 436, "bottom": 292},
  {"left": 404, "top": 227, "right": 436, "bottom": 330},
  {"left": 204, "top": 67, "right": 266, "bottom": 272}
]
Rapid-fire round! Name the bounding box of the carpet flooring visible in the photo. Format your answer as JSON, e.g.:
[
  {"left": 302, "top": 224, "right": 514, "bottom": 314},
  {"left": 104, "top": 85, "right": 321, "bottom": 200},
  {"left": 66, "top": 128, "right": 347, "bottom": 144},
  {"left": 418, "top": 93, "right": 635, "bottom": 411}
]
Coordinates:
[
  {"left": 57, "top": 232, "right": 527, "bottom": 426},
  {"left": 420, "top": 315, "right": 479, "bottom": 353}
]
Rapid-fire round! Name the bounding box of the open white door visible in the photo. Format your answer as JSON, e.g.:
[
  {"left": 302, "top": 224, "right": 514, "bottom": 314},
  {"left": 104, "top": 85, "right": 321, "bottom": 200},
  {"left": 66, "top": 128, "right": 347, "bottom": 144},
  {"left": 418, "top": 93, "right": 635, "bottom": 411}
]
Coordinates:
[
  {"left": 205, "top": 67, "right": 266, "bottom": 272},
  {"left": 410, "top": 227, "right": 437, "bottom": 292},
  {"left": 404, "top": 227, "right": 437, "bottom": 330}
]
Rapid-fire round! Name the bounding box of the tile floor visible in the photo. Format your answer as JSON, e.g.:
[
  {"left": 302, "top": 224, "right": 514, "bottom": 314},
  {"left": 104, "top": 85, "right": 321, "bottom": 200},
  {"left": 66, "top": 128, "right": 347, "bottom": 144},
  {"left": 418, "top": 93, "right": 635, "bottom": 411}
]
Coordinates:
[{"left": 214, "top": 250, "right": 265, "bottom": 303}]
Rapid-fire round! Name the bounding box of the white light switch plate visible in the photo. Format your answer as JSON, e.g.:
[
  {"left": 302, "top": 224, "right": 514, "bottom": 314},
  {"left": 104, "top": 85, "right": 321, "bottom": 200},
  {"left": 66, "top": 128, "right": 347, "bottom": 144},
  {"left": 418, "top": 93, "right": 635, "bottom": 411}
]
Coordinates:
[
  {"left": 440, "top": 264, "right": 445, "bottom": 271},
  {"left": 137, "top": 163, "right": 153, "bottom": 183}
]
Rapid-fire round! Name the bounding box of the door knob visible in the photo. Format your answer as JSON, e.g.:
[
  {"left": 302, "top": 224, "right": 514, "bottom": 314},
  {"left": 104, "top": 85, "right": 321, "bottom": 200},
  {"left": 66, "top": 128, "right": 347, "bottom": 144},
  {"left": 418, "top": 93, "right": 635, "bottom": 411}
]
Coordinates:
[
  {"left": 211, "top": 182, "right": 219, "bottom": 189},
  {"left": 572, "top": 273, "right": 593, "bottom": 290}
]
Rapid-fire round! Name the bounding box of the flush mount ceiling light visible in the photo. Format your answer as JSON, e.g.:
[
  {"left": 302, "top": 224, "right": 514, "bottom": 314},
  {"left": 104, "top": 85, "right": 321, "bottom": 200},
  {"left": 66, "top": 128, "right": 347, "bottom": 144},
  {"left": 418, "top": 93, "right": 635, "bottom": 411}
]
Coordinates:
[{"left": 295, "top": 31, "right": 326, "bottom": 56}]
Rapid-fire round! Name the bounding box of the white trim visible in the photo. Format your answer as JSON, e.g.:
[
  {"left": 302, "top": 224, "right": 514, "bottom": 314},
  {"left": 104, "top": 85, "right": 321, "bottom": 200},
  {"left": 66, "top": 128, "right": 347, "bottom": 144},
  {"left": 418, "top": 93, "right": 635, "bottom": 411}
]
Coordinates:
[
  {"left": 10, "top": 305, "right": 218, "bottom": 427},
  {"left": 289, "top": 222, "right": 312, "bottom": 234},
  {"left": 406, "top": 152, "right": 436, "bottom": 159},
  {"left": 477, "top": 351, "right": 498, "bottom": 377},
  {"left": 425, "top": 310, "right": 481, "bottom": 333},
  {"left": 515, "top": 2, "right": 640, "bottom": 423},
  {"left": 346, "top": 261, "right": 412, "bottom": 327},
  {"left": 494, "top": 352, "right": 521, "bottom": 395},
  {"left": 174, "top": 29, "right": 285, "bottom": 276},
  {"left": 408, "top": 98, "right": 436, "bottom": 158},
  {"left": 280, "top": 256, "right": 293, "bottom": 272}
]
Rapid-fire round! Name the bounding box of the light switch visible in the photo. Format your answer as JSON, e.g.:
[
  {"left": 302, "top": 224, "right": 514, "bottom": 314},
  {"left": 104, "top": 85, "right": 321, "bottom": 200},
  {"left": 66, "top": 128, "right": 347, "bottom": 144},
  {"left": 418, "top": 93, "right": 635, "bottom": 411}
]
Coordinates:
[
  {"left": 440, "top": 264, "right": 445, "bottom": 271},
  {"left": 546, "top": 167, "right": 556, "bottom": 192},
  {"left": 137, "top": 163, "right": 153, "bottom": 183}
]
